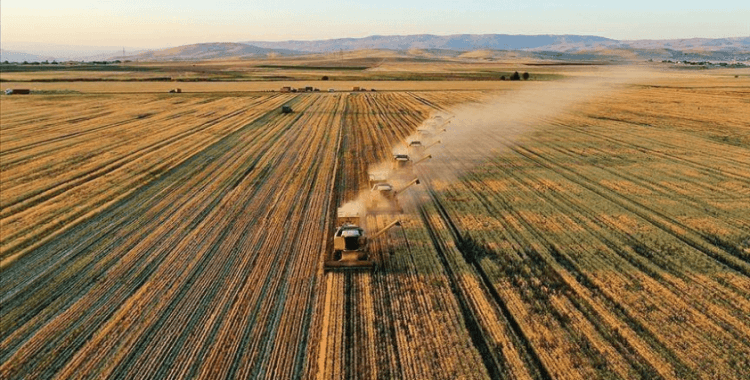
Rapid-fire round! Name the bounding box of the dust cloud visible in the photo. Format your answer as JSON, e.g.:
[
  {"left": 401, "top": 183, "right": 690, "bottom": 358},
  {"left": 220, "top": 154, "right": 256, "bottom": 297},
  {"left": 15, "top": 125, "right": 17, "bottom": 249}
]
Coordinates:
[
  {"left": 356, "top": 66, "right": 663, "bottom": 216},
  {"left": 416, "top": 66, "right": 663, "bottom": 185},
  {"left": 337, "top": 197, "right": 366, "bottom": 224}
]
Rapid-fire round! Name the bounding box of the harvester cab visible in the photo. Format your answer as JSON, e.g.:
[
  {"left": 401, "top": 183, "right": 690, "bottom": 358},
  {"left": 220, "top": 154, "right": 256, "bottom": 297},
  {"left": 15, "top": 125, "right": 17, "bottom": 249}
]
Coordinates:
[
  {"left": 417, "top": 129, "right": 432, "bottom": 138},
  {"left": 325, "top": 207, "right": 402, "bottom": 270},
  {"left": 368, "top": 182, "right": 397, "bottom": 213},
  {"left": 392, "top": 154, "right": 411, "bottom": 170},
  {"left": 372, "top": 183, "right": 395, "bottom": 198},
  {"left": 407, "top": 140, "right": 424, "bottom": 154}
]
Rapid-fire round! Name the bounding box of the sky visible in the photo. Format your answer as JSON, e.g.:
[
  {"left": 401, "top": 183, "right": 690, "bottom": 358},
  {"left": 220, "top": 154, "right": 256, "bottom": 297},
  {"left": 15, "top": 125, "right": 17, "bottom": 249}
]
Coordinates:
[{"left": 2, "top": 0, "right": 749, "bottom": 49}]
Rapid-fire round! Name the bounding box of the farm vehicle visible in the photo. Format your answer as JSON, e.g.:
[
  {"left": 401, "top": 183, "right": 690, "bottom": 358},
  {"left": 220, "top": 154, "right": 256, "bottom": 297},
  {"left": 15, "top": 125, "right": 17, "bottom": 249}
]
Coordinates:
[
  {"left": 367, "top": 178, "right": 421, "bottom": 213},
  {"left": 325, "top": 207, "right": 402, "bottom": 270}
]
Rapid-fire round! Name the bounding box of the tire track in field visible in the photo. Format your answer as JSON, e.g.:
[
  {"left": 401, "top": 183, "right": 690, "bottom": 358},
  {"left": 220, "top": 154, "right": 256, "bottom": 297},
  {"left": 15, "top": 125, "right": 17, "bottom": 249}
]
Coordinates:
[
  {"left": 559, "top": 120, "right": 750, "bottom": 183},
  {"left": 317, "top": 92, "right": 496, "bottom": 379},
  {"left": 420, "top": 182, "right": 561, "bottom": 380},
  {"left": 422, "top": 165, "right": 686, "bottom": 379},
  {"left": 468, "top": 149, "right": 750, "bottom": 376},
  {"left": 417, "top": 201, "right": 525, "bottom": 380},
  {"left": 486, "top": 147, "right": 750, "bottom": 317},
  {"left": 503, "top": 141, "right": 750, "bottom": 273},
  {"left": 537, "top": 127, "right": 750, "bottom": 230}
]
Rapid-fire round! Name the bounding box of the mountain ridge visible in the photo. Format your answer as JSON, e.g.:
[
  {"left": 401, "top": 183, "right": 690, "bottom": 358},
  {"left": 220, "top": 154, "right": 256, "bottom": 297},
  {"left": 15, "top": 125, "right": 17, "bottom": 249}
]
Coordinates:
[
  {"left": 242, "top": 34, "right": 619, "bottom": 52},
  {"left": 3, "top": 34, "right": 749, "bottom": 62}
]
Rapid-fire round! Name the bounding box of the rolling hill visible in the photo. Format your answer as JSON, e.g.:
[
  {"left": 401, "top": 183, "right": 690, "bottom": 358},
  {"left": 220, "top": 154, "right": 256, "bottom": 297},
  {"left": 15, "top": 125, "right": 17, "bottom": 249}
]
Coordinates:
[{"left": 121, "top": 42, "right": 301, "bottom": 61}]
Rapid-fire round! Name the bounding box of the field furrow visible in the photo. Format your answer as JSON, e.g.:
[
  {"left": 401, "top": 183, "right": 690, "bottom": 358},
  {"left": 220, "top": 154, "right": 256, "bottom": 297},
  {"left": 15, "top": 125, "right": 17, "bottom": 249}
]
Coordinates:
[{"left": 2, "top": 76, "right": 748, "bottom": 379}]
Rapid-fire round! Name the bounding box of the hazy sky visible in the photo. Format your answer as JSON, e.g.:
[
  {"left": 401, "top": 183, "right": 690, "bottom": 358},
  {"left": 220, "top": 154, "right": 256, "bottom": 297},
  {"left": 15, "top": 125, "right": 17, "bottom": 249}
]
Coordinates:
[{"left": 2, "top": 0, "right": 749, "bottom": 49}]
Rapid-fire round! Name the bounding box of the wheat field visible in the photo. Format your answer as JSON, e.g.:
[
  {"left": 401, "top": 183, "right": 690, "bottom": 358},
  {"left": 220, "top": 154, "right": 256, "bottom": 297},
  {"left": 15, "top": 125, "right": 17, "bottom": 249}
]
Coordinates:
[{"left": 1, "top": 69, "right": 749, "bottom": 379}]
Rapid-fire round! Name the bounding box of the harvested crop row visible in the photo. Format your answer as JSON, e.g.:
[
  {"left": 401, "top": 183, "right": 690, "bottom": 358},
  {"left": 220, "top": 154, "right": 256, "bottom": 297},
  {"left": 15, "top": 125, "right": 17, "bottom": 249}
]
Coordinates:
[
  {"left": 316, "top": 91, "right": 502, "bottom": 379},
  {"left": 414, "top": 83, "right": 750, "bottom": 378},
  {"left": 0, "top": 94, "right": 293, "bottom": 265},
  {"left": 1, "top": 91, "right": 488, "bottom": 379},
  {"left": 1, "top": 93, "right": 331, "bottom": 379}
]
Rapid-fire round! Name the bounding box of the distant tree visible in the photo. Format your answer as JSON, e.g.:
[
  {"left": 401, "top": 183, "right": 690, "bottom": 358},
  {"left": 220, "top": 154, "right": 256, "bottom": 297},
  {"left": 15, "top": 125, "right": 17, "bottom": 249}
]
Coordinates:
[
  {"left": 31, "top": 61, "right": 40, "bottom": 65},
  {"left": 22, "top": 61, "right": 29, "bottom": 65},
  {"left": 510, "top": 71, "right": 521, "bottom": 81},
  {"left": 2, "top": 60, "right": 8, "bottom": 64},
  {"left": 522, "top": 72, "right": 530, "bottom": 80},
  {"left": 321, "top": 75, "right": 329, "bottom": 80},
  {"left": 43, "top": 60, "right": 49, "bottom": 64},
  {"left": 500, "top": 75, "right": 506, "bottom": 80},
  {"left": 51, "top": 61, "right": 59, "bottom": 65}
]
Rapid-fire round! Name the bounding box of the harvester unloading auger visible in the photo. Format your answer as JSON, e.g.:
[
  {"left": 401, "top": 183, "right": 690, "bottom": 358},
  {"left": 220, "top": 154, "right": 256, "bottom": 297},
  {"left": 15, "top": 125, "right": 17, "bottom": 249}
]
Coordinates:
[
  {"left": 325, "top": 207, "right": 402, "bottom": 270},
  {"left": 424, "top": 140, "right": 441, "bottom": 151}
]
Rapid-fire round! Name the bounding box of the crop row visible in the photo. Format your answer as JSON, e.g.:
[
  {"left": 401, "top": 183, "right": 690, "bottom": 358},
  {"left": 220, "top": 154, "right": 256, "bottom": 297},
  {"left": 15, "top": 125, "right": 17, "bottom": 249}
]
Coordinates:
[
  {"left": 413, "top": 83, "right": 750, "bottom": 378},
  {"left": 0, "top": 91, "right": 486, "bottom": 379},
  {"left": 0, "top": 94, "right": 292, "bottom": 265}
]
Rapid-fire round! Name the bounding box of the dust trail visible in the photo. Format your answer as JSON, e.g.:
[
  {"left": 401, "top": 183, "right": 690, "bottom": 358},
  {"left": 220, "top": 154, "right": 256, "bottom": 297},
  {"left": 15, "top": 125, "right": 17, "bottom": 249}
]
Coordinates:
[
  {"left": 357, "top": 66, "right": 660, "bottom": 215},
  {"left": 337, "top": 197, "right": 366, "bottom": 222},
  {"left": 416, "top": 66, "right": 662, "bottom": 186}
]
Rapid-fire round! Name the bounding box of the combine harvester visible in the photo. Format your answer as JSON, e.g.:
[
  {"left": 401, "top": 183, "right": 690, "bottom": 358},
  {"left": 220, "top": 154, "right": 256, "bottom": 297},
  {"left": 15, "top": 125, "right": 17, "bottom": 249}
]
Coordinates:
[
  {"left": 392, "top": 154, "right": 432, "bottom": 180},
  {"left": 368, "top": 170, "right": 389, "bottom": 187},
  {"left": 367, "top": 178, "right": 421, "bottom": 213},
  {"left": 421, "top": 114, "right": 453, "bottom": 131},
  {"left": 407, "top": 139, "right": 441, "bottom": 154},
  {"left": 392, "top": 153, "right": 431, "bottom": 170},
  {"left": 323, "top": 125, "right": 442, "bottom": 271},
  {"left": 416, "top": 128, "right": 446, "bottom": 139},
  {"left": 324, "top": 207, "right": 402, "bottom": 270},
  {"left": 407, "top": 140, "right": 423, "bottom": 149}
]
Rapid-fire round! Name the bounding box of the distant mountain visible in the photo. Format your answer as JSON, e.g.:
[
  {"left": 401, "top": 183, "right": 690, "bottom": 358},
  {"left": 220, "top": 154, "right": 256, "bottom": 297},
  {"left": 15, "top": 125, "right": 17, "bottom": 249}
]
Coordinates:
[
  {"left": 5, "top": 35, "right": 749, "bottom": 63},
  {"left": 0, "top": 42, "right": 143, "bottom": 61},
  {"left": 121, "top": 43, "right": 301, "bottom": 61},
  {"left": 243, "top": 34, "right": 617, "bottom": 52},
  {"left": 0, "top": 50, "right": 56, "bottom": 63},
  {"left": 239, "top": 34, "right": 750, "bottom": 62}
]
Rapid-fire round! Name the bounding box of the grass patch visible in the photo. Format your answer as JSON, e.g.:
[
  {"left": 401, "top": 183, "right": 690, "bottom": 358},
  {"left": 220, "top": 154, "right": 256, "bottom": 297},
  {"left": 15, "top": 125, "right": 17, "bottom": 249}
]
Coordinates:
[
  {"left": 0, "top": 64, "right": 162, "bottom": 73},
  {"left": 255, "top": 65, "right": 369, "bottom": 70}
]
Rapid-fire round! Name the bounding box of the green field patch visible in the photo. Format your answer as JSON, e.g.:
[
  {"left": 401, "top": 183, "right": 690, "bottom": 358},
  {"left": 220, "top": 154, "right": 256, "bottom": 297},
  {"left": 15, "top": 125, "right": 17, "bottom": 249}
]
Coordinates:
[{"left": 255, "top": 64, "right": 369, "bottom": 70}]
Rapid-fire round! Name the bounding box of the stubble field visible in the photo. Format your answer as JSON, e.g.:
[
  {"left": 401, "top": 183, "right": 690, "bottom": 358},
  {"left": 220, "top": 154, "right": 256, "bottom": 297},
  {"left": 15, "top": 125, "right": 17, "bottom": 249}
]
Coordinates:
[{"left": 1, "top": 67, "right": 749, "bottom": 379}]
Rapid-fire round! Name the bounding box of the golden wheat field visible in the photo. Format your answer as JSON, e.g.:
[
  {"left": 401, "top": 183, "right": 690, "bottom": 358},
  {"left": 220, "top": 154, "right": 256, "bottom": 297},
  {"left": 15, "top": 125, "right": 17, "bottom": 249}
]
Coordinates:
[{"left": 1, "top": 67, "right": 749, "bottom": 379}]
